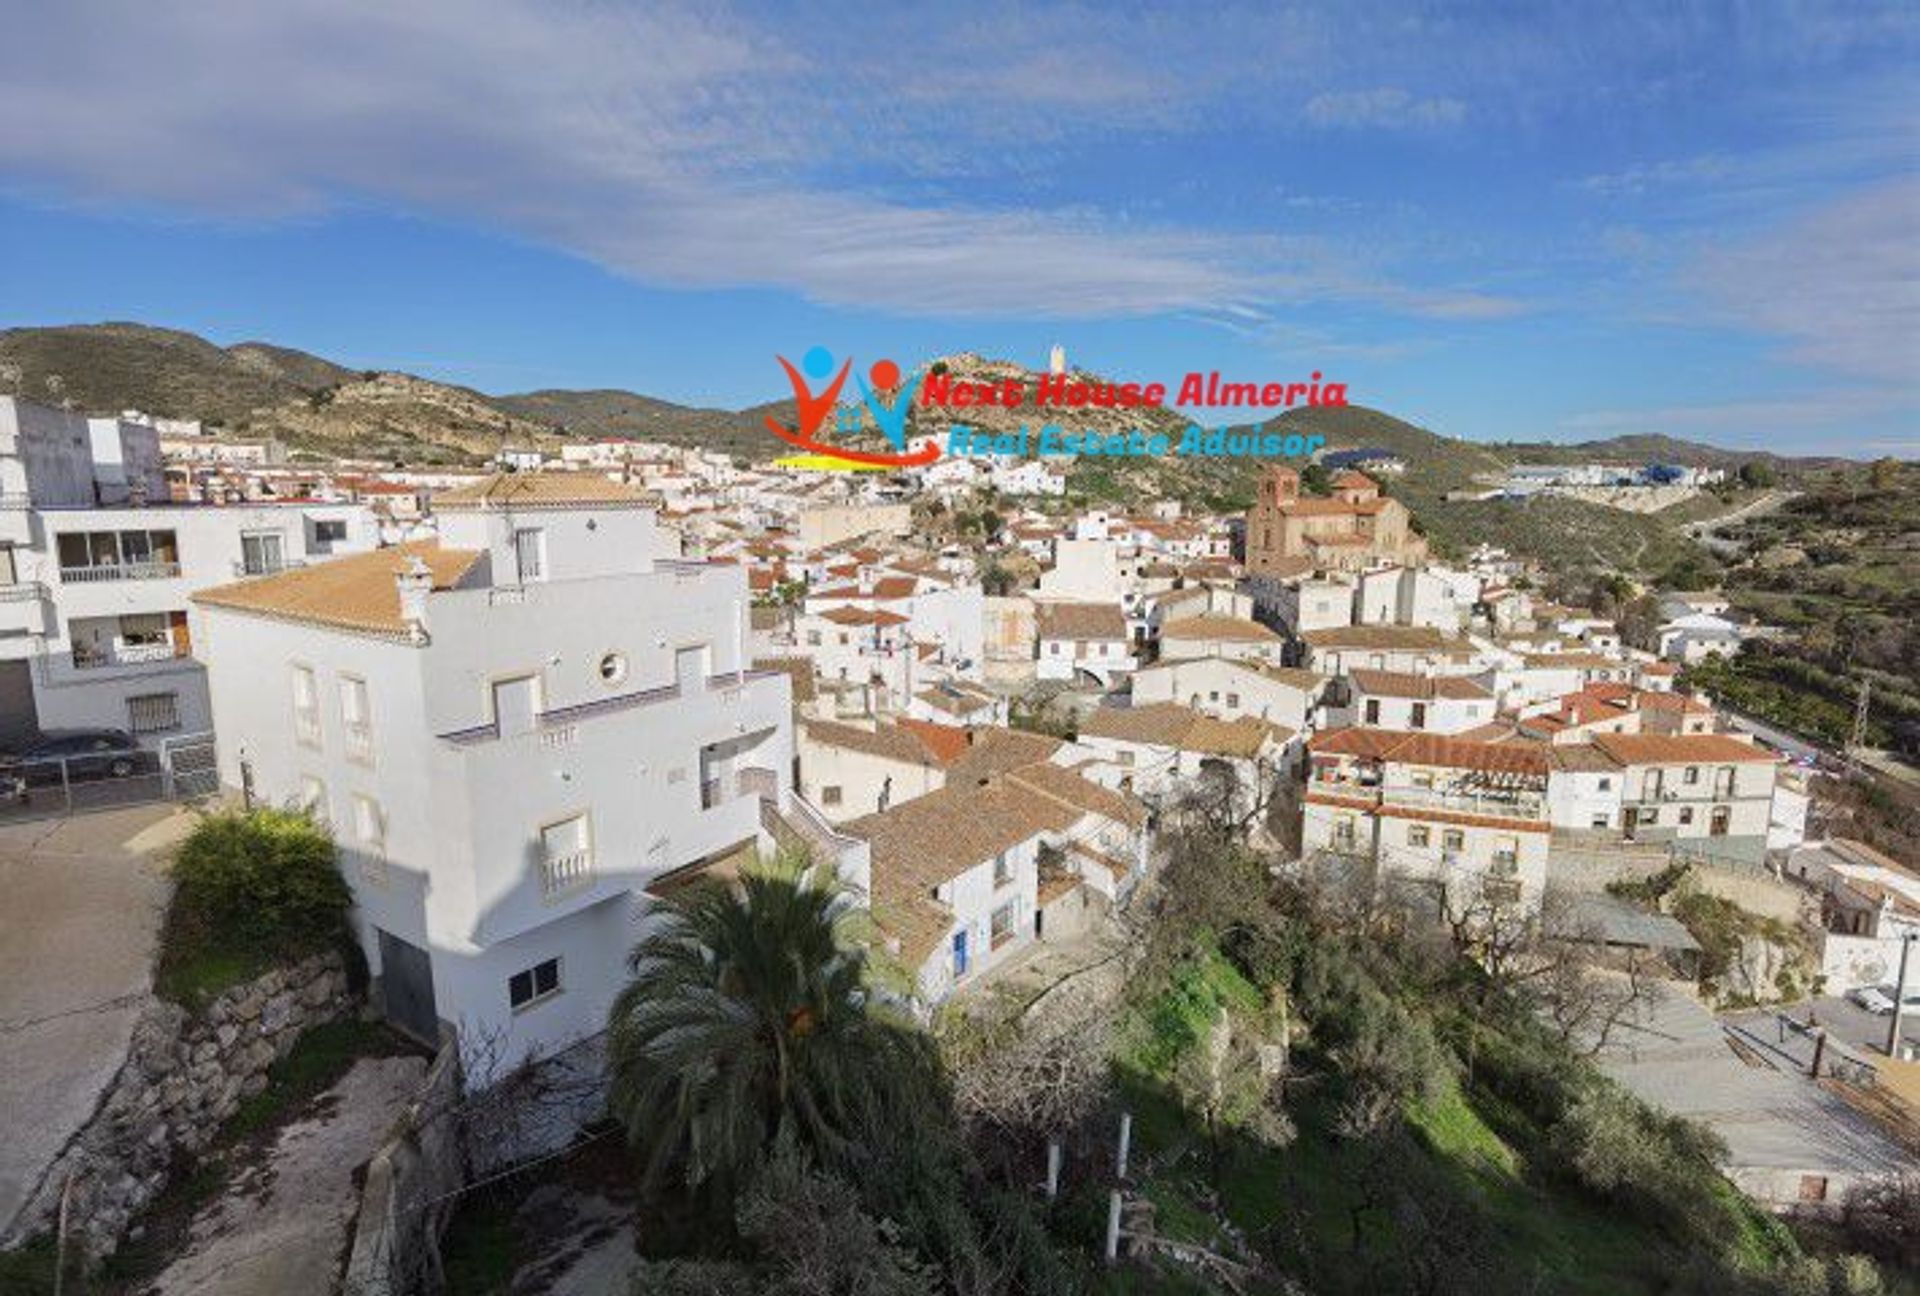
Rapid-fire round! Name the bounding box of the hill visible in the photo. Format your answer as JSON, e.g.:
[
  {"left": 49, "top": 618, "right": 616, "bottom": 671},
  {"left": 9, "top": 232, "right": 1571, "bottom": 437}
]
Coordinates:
[
  {"left": 492, "top": 388, "right": 768, "bottom": 457},
  {"left": 0, "top": 322, "right": 318, "bottom": 425}
]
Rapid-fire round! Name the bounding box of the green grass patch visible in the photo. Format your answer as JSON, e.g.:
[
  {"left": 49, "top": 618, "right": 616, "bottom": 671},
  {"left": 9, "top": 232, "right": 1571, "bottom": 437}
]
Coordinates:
[
  {"left": 227, "top": 1018, "right": 414, "bottom": 1140},
  {"left": 152, "top": 928, "right": 271, "bottom": 1010}
]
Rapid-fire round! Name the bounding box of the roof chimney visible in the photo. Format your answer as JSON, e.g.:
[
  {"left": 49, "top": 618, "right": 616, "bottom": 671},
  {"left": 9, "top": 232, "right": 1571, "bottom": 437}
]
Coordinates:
[{"left": 396, "top": 556, "right": 433, "bottom": 642}]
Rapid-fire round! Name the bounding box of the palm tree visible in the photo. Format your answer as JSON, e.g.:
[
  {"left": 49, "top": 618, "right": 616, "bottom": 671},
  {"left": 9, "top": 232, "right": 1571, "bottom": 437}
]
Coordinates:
[{"left": 606, "top": 856, "right": 912, "bottom": 1196}]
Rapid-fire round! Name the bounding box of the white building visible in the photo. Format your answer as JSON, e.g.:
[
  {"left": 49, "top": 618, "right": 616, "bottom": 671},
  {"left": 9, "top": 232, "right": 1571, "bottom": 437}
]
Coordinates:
[
  {"left": 1341, "top": 669, "right": 1495, "bottom": 735},
  {"left": 1130, "top": 656, "right": 1326, "bottom": 731},
  {"left": 1158, "top": 614, "right": 1287, "bottom": 665},
  {"left": 195, "top": 473, "right": 857, "bottom": 1070},
  {"left": 0, "top": 397, "right": 375, "bottom": 746},
  {"left": 1304, "top": 729, "right": 1551, "bottom": 913},
  {"left": 1034, "top": 601, "right": 1132, "bottom": 686}
]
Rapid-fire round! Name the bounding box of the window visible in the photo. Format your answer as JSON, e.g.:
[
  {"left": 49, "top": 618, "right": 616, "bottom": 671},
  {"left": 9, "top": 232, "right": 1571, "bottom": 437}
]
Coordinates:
[
  {"left": 821, "top": 785, "right": 843, "bottom": 806},
  {"left": 127, "top": 692, "right": 179, "bottom": 734},
  {"left": 993, "top": 852, "right": 1014, "bottom": 887},
  {"left": 1597, "top": 777, "right": 1612, "bottom": 791},
  {"left": 292, "top": 664, "right": 321, "bottom": 746},
  {"left": 598, "top": 652, "right": 628, "bottom": 685},
  {"left": 1226, "top": 693, "right": 1240, "bottom": 708},
  {"left": 1408, "top": 824, "right": 1431, "bottom": 848},
  {"left": 353, "top": 794, "right": 386, "bottom": 853},
  {"left": 1364, "top": 699, "right": 1381, "bottom": 724},
  {"left": 512, "top": 527, "right": 547, "bottom": 583},
  {"left": 340, "top": 675, "right": 372, "bottom": 761},
  {"left": 1683, "top": 766, "right": 1700, "bottom": 786},
  {"left": 1493, "top": 838, "right": 1519, "bottom": 873},
  {"left": 1208, "top": 690, "right": 1219, "bottom": 702},
  {"left": 508, "top": 957, "right": 562, "bottom": 1010},
  {"left": 1442, "top": 829, "right": 1465, "bottom": 852},
  {"left": 1410, "top": 702, "right": 1427, "bottom": 730},
  {"left": 299, "top": 775, "right": 328, "bottom": 822},
  {"left": 1641, "top": 808, "right": 1659, "bottom": 825},
  {"left": 990, "top": 903, "right": 1017, "bottom": 950},
  {"left": 312, "top": 519, "right": 348, "bottom": 544},
  {"left": 240, "top": 531, "right": 285, "bottom": 576},
  {"left": 1679, "top": 807, "right": 1694, "bottom": 826}
]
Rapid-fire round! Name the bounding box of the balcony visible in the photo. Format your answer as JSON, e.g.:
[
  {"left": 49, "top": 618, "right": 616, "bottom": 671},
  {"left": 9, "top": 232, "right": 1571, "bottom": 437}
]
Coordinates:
[
  {"left": 71, "top": 640, "right": 191, "bottom": 670},
  {"left": 1382, "top": 783, "right": 1546, "bottom": 821},
  {"left": 60, "top": 561, "right": 181, "bottom": 584},
  {"left": 437, "top": 667, "right": 788, "bottom": 746},
  {"left": 540, "top": 849, "right": 593, "bottom": 898},
  {"left": 344, "top": 721, "right": 374, "bottom": 762}
]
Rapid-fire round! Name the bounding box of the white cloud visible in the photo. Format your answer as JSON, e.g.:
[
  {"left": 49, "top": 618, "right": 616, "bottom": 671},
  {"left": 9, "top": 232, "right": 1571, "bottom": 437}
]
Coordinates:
[
  {"left": 1302, "top": 88, "right": 1466, "bottom": 130},
  {"left": 0, "top": 0, "right": 1517, "bottom": 322},
  {"left": 1687, "top": 179, "right": 1920, "bottom": 384}
]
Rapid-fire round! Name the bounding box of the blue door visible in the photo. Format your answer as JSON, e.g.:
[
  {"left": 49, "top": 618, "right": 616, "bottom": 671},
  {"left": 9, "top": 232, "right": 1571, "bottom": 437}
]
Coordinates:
[{"left": 952, "top": 929, "right": 970, "bottom": 977}]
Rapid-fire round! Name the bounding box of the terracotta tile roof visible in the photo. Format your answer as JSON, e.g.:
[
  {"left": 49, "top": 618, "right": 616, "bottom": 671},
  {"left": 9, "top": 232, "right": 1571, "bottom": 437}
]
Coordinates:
[
  {"left": 1005, "top": 762, "right": 1148, "bottom": 829},
  {"left": 1309, "top": 726, "right": 1549, "bottom": 777},
  {"left": 801, "top": 718, "right": 954, "bottom": 767},
  {"left": 818, "top": 606, "right": 909, "bottom": 627},
  {"left": 845, "top": 780, "right": 1081, "bottom": 896},
  {"left": 1081, "top": 703, "right": 1288, "bottom": 759},
  {"left": 895, "top": 717, "right": 971, "bottom": 764},
  {"left": 915, "top": 683, "right": 998, "bottom": 717},
  {"left": 1035, "top": 600, "right": 1128, "bottom": 642},
  {"left": 1161, "top": 615, "right": 1281, "bottom": 643},
  {"left": 1550, "top": 744, "right": 1624, "bottom": 772},
  {"left": 1331, "top": 471, "right": 1377, "bottom": 489},
  {"left": 944, "top": 729, "right": 1062, "bottom": 787},
  {"left": 753, "top": 656, "right": 816, "bottom": 703},
  {"left": 194, "top": 541, "right": 483, "bottom": 639},
  {"left": 431, "top": 472, "right": 652, "bottom": 509},
  {"left": 1592, "top": 732, "right": 1779, "bottom": 766},
  {"left": 1349, "top": 669, "right": 1491, "bottom": 701},
  {"left": 1301, "top": 625, "right": 1472, "bottom": 654},
  {"left": 1522, "top": 652, "right": 1622, "bottom": 670}
]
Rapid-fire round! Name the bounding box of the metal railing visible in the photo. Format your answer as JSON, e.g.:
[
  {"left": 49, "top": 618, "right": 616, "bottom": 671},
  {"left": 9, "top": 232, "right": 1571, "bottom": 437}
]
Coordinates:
[
  {"left": 71, "top": 641, "right": 192, "bottom": 670},
  {"left": 59, "top": 561, "right": 181, "bottom": 583},
  {"left": 1382, "top": 783, "right": 1547, "bottom": 820},
  {"left": 0, "top": 581, "right": 45, "bottom": 602},
  {"left": 0, "top": 731, "right": 217, "bottom": 823}
]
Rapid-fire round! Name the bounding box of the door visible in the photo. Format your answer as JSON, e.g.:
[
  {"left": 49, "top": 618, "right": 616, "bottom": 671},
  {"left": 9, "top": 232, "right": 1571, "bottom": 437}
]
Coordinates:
[
  {"left": 952, "top": 928, "right": 970, "bottom": 978},
  {"left": 1709, "top": 806, "right": 1731, "bottom": 837},
  {"left": 675, "top": 643, "right": 711, "bottom": 694},
  {"left": 1623, "top": 807, "right": 1639, "bottom": 841},
  {"left": 376, "top": 929, "right": 439, "bottom": 1043},
  {"left": 241, "top": 532, "right": 284, "bottom": 576}
]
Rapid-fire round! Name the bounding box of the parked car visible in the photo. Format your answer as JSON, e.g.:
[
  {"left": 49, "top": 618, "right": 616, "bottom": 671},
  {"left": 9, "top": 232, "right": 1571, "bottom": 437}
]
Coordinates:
[
  {"left": 1848, "top": 985, "right": 1896, "bottom": 1015},
  {"left": 0, "top": 729, "right": 142, "bottom": 799}
]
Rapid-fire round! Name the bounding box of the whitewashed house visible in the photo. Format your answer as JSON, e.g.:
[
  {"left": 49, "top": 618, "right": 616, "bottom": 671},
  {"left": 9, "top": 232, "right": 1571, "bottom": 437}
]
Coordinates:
[
  {"left": 195, "top": 473, "right": 857, "bottom": 1070},
  {"left": 1341, "top": 669, "right": 1495, "bottom": 735},
  {"left": 1034, "top": 601, "right": 1132, "bottom": 686}
]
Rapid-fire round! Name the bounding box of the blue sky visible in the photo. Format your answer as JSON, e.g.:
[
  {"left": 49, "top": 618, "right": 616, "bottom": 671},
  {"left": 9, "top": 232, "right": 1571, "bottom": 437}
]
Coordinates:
[{"left": 0, "top": 1, "right": 1913, "bottom": 454}]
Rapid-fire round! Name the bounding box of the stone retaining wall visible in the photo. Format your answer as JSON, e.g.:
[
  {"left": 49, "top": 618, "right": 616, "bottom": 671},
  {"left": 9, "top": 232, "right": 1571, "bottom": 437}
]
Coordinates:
[{"left": 3, "top": 951, "right": 354, "bottom": 1261}]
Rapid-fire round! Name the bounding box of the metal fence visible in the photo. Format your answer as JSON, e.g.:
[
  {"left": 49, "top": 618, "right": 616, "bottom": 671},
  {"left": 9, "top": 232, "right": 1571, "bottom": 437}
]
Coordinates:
[{"left": 0, "top": 731, "right": 218, "bottom": 823}]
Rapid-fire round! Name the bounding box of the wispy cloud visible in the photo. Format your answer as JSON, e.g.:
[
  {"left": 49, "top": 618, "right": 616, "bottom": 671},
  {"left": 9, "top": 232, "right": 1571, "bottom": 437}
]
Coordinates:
[
  {"left": 1303, "top": 88, "right": 1466, "bottom": 130},
  {"left": 0, "top": 0, "right": 1514, "bottom": 323},
  {"left": 1687, "top": 179, "right": 1920, "bottom": 384}
]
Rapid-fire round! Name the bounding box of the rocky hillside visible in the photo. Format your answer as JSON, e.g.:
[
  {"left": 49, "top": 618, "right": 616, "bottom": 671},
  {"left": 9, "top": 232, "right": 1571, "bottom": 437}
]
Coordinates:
[{"left": 494, "top": 388, "right": 769, "bottom": 457}]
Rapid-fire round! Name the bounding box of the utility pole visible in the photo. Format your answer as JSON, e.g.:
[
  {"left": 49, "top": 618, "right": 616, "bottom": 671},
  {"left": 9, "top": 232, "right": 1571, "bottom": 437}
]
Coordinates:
[
  {"left": 1848, "top": 679, "right": 1871, "bottom": 772},
  {"left": 1886, "top": 932, "right": 1915, "bottom": 1059}
]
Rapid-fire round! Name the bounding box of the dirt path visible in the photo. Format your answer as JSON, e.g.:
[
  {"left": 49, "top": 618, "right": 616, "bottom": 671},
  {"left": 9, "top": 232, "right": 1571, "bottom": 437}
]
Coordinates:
[{"left": 147, "top": 1055, "right": 425, "bottom": 1296}]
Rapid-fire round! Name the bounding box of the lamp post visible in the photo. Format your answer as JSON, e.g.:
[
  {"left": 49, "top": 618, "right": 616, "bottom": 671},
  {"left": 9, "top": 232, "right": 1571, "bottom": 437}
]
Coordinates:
[{"left": 1887, "top": 931, "right": 1916, "bottom": 1060}]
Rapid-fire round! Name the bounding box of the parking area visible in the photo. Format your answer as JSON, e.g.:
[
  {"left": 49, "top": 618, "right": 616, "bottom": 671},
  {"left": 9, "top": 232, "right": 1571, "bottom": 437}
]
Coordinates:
[
  {"left": 1726, "top": 995, "right": 1920, "bottom": 1063},
  {"left": 0, "top": 803, "right": 194, "bottom": 1232}
]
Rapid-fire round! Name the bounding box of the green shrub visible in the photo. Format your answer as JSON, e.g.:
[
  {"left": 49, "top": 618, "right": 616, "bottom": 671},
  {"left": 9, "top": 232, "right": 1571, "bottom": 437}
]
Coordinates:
[
  {"left": 172, "top": 806, "right": 351, "bottom": 950},
  {"left": 160, "top": 807, "right": 351, "bottom": 1005}
]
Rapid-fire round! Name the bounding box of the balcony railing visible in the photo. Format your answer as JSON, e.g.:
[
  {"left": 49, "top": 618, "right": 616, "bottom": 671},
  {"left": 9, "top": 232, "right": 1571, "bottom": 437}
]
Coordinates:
[
  {"left": 1382, "top": 784, "right": 1546, "bottom": 820},
  {"left": 60, "top": 561, "right": 181, "bottom": 583},
  {"left": 231, "top": 558, "right": 306, "bottom": 578},
  {"left": 72, "top": 640, "right": 191, "bottom": 670},
  {"left": 541, "top": 849, "right": 593, "bottom": 898},
  {"left": 0, "top": 581, "right": 44, "bottom": 603},
  {"left": 438, "top": 667, "right": 787, "bottom": 745}
]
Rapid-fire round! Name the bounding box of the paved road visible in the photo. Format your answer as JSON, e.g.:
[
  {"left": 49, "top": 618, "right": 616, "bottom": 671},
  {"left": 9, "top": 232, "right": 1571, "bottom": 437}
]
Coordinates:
[
  {"left": 0, "top": 804, "right": 191, "bottom": 1232},
  {"left": 1587, "top": 981, "right": 1912, "bottom": 1183},
  {"left": 1727, "top": 996, "right": 1920, "bottom": 1063}
]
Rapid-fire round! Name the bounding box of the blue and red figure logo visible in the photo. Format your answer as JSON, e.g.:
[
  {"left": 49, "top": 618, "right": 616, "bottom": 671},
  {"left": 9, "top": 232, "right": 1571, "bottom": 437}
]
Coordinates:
[{"left": 766, "top": 346, "right": 941, "bottom": 469}]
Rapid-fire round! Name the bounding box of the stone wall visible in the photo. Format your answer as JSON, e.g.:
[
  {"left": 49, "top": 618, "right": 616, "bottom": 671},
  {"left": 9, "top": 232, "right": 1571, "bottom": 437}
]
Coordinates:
[{"left": 3, "top": 951, "right": 354, "bottom": 1260}]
